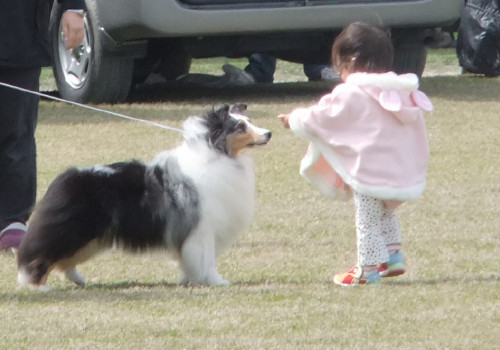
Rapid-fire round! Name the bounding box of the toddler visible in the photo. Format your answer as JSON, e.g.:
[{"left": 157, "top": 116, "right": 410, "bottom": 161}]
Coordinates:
[{"left": 278, "top": 22, "right": 432, "bottom": 286}]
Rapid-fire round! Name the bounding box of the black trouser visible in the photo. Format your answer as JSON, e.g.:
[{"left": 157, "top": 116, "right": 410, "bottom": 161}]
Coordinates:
[
  {"left": 245, "top": 53, "right": 329, "bottom": 83},
  {"left": 0, "top": 67, "right": 40, "bottom": 231}
]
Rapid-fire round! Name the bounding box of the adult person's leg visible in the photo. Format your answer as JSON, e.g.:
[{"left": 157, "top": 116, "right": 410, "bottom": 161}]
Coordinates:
[
  {"left": 244, "top": 53, "right": 277, "bottom": 83},
  {"left": 0, "top": 67, "right": 40, "bottom": 249},
  {"left": 303, "top": 64, "right": 338, "bottom": 81}
]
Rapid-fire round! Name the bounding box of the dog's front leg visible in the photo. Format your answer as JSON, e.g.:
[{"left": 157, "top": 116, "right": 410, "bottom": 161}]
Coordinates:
[
  {"left": 64, "top": 267, "right": 86, "bottom": 286},
  {"left": 179, "top": 232, "right": 230, "bottom": 286}
]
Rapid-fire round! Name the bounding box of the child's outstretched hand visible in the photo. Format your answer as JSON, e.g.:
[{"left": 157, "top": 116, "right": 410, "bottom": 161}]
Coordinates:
[{"left": 278, "top": 114, "right": 290, "bottom": 129}]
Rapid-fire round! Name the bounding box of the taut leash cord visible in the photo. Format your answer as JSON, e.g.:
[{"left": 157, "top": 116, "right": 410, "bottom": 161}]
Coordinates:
[{"left": 0, "top": 81, "right": 184, "bottom": 134}]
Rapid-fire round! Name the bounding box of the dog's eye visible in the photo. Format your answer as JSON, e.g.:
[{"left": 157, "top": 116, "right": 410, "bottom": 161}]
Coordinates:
[{"left": 235, "top": 122, "right": 246, "bottom": 134}]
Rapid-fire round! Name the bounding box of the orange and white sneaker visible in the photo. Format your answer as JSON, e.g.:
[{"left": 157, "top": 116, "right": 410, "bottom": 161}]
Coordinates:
[
  {"left": 333, "top": 265, "right": 381, "bottom": 287},
  {"left": 379, "top": 252, "right": 406, "bottom": 278}
]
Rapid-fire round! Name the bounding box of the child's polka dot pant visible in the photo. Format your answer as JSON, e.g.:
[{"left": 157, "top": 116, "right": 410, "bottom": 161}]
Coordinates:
[{"left": 353, "top": 191, "right": 401, "bottom": 266}]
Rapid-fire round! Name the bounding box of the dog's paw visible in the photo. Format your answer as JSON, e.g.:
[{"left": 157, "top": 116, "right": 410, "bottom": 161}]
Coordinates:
[
  {"left": 64, "top": 267, "right": 86, "bottom": 286},
  {"left": 33, "top": 284, "right": 52, "bottom": 292},
  {"left": 214, "top": 278, "right": 230, "bottom": 286},
  {"left": 178, "top": 275, "right": 189, "bottom": 286},
  {"left": 206, "top": 274, "right": 231, "bottom": 286},
  {"left": 178, "top": 273, "right": 230, "bottom": 286}
]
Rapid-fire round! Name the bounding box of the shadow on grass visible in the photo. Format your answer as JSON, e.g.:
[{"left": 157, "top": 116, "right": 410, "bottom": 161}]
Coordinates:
[
  {"left": 420, "top": 75, "right": 500, "bottom": 102},
  {"left": 86, "top": 279, "right": 179, "bottom": 290},
  {"left": 41, "top": 80, "right": 335, "bottom": 106},
  {"left": 40, "top": 75, "right": 500, "bottom": 107},
  {"left": 126, "top": 75, "right": 499, "bottom": 103},
  {"left": 81, "top": 273, "right": 499, "bottom": 291},
  {"left": 3, "top": 274, "right": 498, "bottom": 303},
  {"left": 384, "top": 274, "right": 500, "bottom": 287},
  {"left": 38, "top": 81, "right": 334, "bottom": 128},
  {"left": 2, "top": 277, "right": 322, "bottom": 303},
  {"left": 127, "top": 80, "right": 335, "bottom": 104}
]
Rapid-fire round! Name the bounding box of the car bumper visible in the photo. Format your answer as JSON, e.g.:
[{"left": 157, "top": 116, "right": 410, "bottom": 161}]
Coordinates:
[{"left": 95, "top": 0, "right": 464, "bottom": 42}]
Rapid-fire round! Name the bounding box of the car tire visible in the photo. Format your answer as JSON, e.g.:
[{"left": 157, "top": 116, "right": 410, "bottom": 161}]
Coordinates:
[
  {"left": 392, "top": 43, "right": 427, "bottom": 78},
  {"left": 50, "top": 1, "right": 134, "bottom": 103}
]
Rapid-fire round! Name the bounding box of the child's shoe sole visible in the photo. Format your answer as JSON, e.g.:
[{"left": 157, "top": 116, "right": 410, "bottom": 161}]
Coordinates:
[
  {"left": 379, "top": 262, "right": 406, "bottom": 277},
  {"left": 379, "top": 251, "right": 406, "bottom": 278},
  {"left": 333, "top": 265, "right": 381, "bottom": 287}
]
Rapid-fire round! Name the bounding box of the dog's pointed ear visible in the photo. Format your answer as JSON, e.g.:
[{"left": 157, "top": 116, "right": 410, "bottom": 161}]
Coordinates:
[
  {"left": 215, "top": 104, "right": 230, "bottom": 113},
  {"left": 214, "top": 104, "right": 230, "bottom": 120},
  {"left": 229, "top": 103, "right": 247, "bottom": 115}
]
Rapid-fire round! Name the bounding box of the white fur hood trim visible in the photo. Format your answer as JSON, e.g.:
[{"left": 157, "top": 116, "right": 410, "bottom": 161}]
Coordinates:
[
  {"left": 346, "top": 72, "right": 419, "bottom": 91},
  {"left": 345, "top": 71, "right": 433, "bottom": 116}
]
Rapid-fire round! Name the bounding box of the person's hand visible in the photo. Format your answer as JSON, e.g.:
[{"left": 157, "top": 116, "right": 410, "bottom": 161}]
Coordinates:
[
  {"left": 278, "top": 114, "right": 290, "bottom": 129},
  {"left": 61, "top": 10, "right": 85, "bottom": 50}
]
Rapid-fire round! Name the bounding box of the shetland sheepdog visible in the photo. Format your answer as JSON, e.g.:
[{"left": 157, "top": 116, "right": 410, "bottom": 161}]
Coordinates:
[{"left": 17, "top": 104, "right": 271, "bottom": 290}]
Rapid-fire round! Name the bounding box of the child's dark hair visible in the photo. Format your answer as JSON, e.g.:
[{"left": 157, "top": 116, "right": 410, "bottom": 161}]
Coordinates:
[{"left": 332, "top": 22, "right": 393, "bottom": 74}]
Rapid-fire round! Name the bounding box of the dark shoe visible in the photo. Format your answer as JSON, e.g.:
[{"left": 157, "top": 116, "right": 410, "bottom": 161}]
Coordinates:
[{"left": 219, "top": 64, "right": 256, "bottom": 86}]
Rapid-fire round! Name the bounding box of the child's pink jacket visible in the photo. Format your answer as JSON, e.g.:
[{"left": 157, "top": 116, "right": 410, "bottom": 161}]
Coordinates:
[{"left": 288, "top": 72, "right": 432, "bottom": 205}]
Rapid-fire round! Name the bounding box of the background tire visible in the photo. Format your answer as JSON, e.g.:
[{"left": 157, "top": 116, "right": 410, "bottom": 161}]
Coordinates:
[
  {"left": 50, "top": 1, "right": 134, "bottom": 103},
  {"left": 392, "top": 43, "right": 427, "bottom": 77},
  {"left": 391, "top": 28, "right": 429, "bottom": 78}
]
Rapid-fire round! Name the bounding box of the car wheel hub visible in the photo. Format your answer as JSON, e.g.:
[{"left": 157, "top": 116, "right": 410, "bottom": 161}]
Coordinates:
[{"left": 58, "top": 17, "right": 92, "bottom": 89}]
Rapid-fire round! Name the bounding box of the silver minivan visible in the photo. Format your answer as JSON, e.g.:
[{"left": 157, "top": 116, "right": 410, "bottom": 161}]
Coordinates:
[{"left": 50, "top": 0, "right": 464, "bottom": 103}]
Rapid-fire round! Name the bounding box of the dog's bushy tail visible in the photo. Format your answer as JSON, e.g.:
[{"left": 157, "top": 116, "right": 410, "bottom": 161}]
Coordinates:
[{"left": 16, "top": 166, "right": 109, "bottom": 288}]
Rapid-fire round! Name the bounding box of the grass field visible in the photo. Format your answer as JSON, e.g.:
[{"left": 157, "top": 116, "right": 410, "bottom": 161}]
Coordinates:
[{"left": 1, "top": 49, "right": 499, "bottom": 349}]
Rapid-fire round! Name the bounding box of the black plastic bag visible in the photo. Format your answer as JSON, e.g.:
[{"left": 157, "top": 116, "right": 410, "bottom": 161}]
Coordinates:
[{"left": 456, "top": 0, "right": 500, "bottom": 76}]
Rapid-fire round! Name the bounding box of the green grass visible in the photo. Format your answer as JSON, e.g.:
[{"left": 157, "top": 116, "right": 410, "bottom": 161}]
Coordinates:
[{"left": 1, "top": 49, "right": 499, "bottom": 349}]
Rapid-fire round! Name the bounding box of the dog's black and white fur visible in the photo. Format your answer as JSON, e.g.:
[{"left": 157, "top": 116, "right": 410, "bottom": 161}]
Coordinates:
[{"left": 17, "top": 104, "right": 271, "bottom": 290}]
